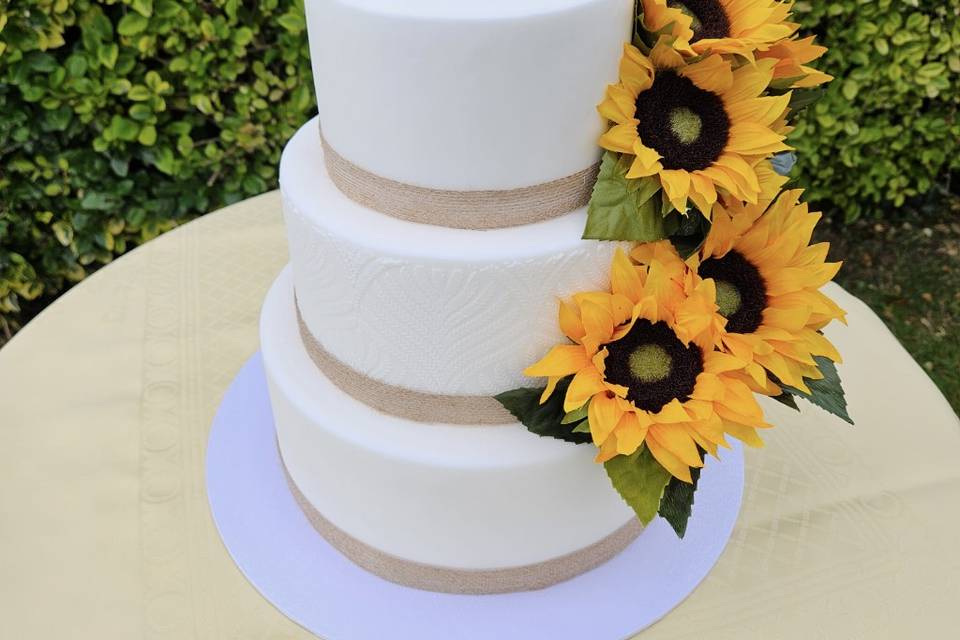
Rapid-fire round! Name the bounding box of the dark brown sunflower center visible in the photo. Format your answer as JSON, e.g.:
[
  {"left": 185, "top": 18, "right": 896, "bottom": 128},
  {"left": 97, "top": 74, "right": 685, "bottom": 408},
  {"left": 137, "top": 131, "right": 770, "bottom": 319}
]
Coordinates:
[
  {"left": 604, "top": 319, "right": 704, "bottom": 413},
  {"left": 634, "top": 70, "right": 730, "bottom": 172},
  {"left": 667, "top": 0, "right": 731, "bottom": 42},
  {"left": 699, "top": 250, "right": 768, "bottom": 334}
]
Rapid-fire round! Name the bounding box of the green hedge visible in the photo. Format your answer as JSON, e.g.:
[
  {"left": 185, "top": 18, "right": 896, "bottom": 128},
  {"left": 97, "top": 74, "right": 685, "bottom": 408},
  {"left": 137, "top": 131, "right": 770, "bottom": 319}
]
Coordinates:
[
  {"left": 792, "top": 1, "right": 960, "bottom": 220},
  {"left": 0, "top": 0, "right": 314, "bottom": 337},
  {"left": 1, "top": 0, "right": 958, "bottom": 337}
]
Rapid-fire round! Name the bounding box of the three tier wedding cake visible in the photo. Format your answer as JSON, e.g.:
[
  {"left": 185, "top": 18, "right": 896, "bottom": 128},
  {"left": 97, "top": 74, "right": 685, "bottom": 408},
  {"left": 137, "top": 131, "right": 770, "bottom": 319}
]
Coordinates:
[{"left": 260, "top": 0, "right": 847, "bottom": 595}]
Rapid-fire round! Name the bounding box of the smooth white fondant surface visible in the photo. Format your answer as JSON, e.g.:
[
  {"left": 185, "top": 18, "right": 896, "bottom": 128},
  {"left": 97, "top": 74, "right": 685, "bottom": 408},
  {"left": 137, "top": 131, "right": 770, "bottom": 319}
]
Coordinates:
[
  {"left": 281, "top": 119, "right": 626, "bottom": 396},
  {"left": 305, "top": 0, "right": 631, "bottom": 189},
  {"left": 261, "top": 267, "right": 635, "bottom": 570}
]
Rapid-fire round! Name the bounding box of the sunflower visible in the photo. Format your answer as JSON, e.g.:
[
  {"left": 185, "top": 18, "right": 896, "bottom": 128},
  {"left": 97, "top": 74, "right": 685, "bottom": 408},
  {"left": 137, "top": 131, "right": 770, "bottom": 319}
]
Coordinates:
[
  {"left": 524, "top": 248, "right": 770, "bottom": 482},
  {"left": 598, "top": 40, "right": 791, "bottom": 218},
  {"left": 640, "top": 0, "right": 797, "bottom": 59},
  {"left": 674, "top": 189, "right": 846, "bottom": 395}
]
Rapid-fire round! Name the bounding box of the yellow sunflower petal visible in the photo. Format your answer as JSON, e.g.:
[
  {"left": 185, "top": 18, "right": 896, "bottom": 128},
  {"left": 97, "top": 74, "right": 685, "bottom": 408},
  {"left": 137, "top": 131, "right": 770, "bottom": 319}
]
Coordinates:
[
  {"left": 649, "top": 38, "right": 685, "bottom": 70},
  {"left": 679, "top": 54, "right": 733, "bottom": 94},
  {"left": 524, "top": 344, "right": 590, "bottom": 378},
  {"left": 611, "top": 248, "right": 644, "bottom": 303},
  {"left": 653, "top": 398, "right": 692, "bottom": 423},
  {"left": 598, "top": 84, "right": 639, "bottom": 124},
  {"left": 599, "top": 122, "right": 641, "bottom": 154},
  {"left": 559, "top": 299, "right": 585, "bottom": 343},
  {"left": 565, "top": 366, "right": 606, "bottom": 413},
  {"left": 723, "top": 58, "right": 777, "bottom": 104},
  {"left": 688, "top": 172, "right": 719, "bottom": 218},
  {"left": 648, "top": 424, "right": 703, "bottom": 469},
  {"left": 594, "top": 437, "right": 620, "bottom": 463},
  {"left": 626, "top": 141, "right": 664, "bottom": 179},
  {"left": 620, "top": 43, "right": 656, "bottom": 95},
  {"left": 646, "top": 436, "right": 693, "bottom": 483},
  {"left": 588, "top": 392, "right": 623, "bottom": 446},
  {"left": 725, "top": 122, "right": 791, "bottom": 155},
  {"left": 703, "top": 350, "right": 747, "bottom": 374},
  {"left": 540, "top": 376, "right": 562, "bottom": 403},
  {"left": 722, "top": 420, "right": 766, "bottom": 448},
  {"left": 613, "top": 411, "right": 649, "bottom": 456},
  {"left": 580, "top": 299, "right": 616, "bottom": 345},
  {"left": 660, "top": 169, "right": 692, "bottom": 212}
]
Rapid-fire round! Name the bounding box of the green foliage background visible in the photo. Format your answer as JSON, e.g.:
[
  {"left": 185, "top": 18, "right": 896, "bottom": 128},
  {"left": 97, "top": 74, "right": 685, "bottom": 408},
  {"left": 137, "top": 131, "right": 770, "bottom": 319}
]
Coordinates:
[
  {"left": 0, "top": 0, "right": 958, "bottom": 337},
  {"left": 791, "top": 1, "right": 960, "bottom": 221},
  {"left": 0, "top": 0, "right": 313, "bottom": 337}
]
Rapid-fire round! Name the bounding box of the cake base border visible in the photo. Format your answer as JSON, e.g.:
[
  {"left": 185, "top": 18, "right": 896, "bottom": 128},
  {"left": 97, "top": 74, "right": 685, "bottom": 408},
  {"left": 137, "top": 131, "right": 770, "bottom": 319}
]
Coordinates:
[{"left": 207, "top": 353, "right": 745, "bottom": 640}]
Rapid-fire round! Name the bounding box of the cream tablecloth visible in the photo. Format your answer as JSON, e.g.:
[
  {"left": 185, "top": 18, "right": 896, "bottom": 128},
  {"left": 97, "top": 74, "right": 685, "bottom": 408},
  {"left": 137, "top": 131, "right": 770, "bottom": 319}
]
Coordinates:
[{"left": 2, "top": 191, "right": 959, "bottom": 639}]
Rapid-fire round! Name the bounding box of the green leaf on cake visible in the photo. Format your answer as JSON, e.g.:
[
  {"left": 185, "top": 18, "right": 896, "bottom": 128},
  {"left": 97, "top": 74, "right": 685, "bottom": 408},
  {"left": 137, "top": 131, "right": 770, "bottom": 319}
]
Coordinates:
[
  {"left": 572, "top": 419, "right": 592, "bottom": 434},
  {"left": 604, "top": 445, "right": 672, "bottom": 526},
  {"left": 561, "top": 402, "right": 590, "bottom": 425},
  {"left": 664, "top": 210, "right": 712, "bottom": 259},
  {"left": 779, "top": 356, "right": 854, "bottom": 425},
  {"left": 495, "top": 377, "right": 592, "bottom": 445},
  {"left": 583, "top": 152, "right": 666, "bottom": 242},
  {"left": 769, "top": 390, "right": 800, "bottom": 411},
  {"left": 658, "top": 458, "right": 703, "bottom": 538}
]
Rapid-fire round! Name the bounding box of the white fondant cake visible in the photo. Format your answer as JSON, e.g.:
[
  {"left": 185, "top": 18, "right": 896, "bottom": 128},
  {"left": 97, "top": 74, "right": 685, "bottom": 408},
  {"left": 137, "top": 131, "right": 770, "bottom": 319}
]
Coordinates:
[
  {"left": 263, "top": 268, "right": 634, "bottom": 570},
  {"left": 261, "top": 0, "right": 637, "bottom": 589},
  {"left": 306, "top": 0, "right": 631, "bottom": 190},
  {"left": 282, "top": 119, "right": 624, "bottom": 396}
]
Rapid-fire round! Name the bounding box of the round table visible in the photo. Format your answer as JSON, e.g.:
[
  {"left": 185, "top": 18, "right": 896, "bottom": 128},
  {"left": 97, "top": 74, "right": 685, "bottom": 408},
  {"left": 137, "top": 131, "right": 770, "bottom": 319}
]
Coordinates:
[{"left": 2, "top": 191, "right": 958, "bottom": 639}]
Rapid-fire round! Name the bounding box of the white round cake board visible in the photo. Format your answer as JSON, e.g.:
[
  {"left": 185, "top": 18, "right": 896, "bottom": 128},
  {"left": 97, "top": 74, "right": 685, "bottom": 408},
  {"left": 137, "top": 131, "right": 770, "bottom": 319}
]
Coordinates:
[{"left": 207, "top": 354, "right": 745, "bottom": 640}]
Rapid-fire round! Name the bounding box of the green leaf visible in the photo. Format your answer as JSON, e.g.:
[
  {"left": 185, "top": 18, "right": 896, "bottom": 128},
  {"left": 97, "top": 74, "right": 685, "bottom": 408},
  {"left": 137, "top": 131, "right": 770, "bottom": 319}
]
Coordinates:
[
  {"left": 658, "top": 459, "right": 702, "bottom": 538},
  {"left": 788, "top": 88, "right": 825, "bottom": 113},
  {"left": 779, "top": 356, "right": 854, "bottom": 425},
  {"left": 97, "top": 43, "right": 119, "bottom": 69},
  {"left": 842, "top": 80, "right": 859, "bottom": 101},
  {"left": 769, "top": 391, "right": 800, "bottom": 411},
  {"left": 571, "top": 420, "right": 592, "bottom": 434},
  {"left": 65, "top": 55, "right": 88, "bottom": 78},
  {"left": 277, "top": 12, "right": 306, "bottom": 34},
  {"left": 128, "top": 85, "right": 151, "bottom": 101},
  {"left": 80, "top": 192, "right": 119, "bottom": 211},
  {"left": 665, "top": 211, "right": 711, "bottom": 259},
  {"left": 604, "top": 446, "right": 672, "bottom": 526},
  {"left": 561, "top": 402, "right": 590, "bottom": 425},
  {"left": 495, "top": 377, "right": 592, "bottom": 445},
  {"left": 109, "top": 115, "right": 140, "bottom": 141},
  {"left": 132, "top": 0, "right": 154, "bottom": 17},
  {"left": 110, "top": 157, "right": 129, "bottom": 177},
  {"left": 233, "top": 27, "right": 254, "bottom": 46},
  {"left": 138, "top": 125, "right": 157, "bottom": 146},
  {"left": 151, "top": 147, "right": 176, "bottom": 175},
  {"left": 154, "top": 0, "right": 180, "bottom": 17},
  {"left": 769, "top": 75, "right": 805, "bottom": 91},
  {"left": 117, "top": 13, "right": 150, "bottom": 36},
  {"left": 583, "top": 152, "right": 666, "bottom": 241},
  {"left": 51, "top": 221, "right": 74, "bottom": 247}
]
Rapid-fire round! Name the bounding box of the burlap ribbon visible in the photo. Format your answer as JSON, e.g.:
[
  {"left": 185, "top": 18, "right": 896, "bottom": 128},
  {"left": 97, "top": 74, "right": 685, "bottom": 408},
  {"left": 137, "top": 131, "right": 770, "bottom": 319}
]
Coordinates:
[
  {"left": 282, "top": 456, "right": 643, "bottom": 594},
  {"left": 320, "top": 132, "right": 599, "bottom": 230},
  {"left": 296, "top": 301, "right": 516, "bottom": 425}
]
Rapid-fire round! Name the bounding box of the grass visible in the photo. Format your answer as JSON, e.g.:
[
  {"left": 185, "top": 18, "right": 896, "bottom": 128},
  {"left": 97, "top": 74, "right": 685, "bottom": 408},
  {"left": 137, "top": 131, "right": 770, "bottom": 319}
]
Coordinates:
[{"left": 2, "top": 202, "right": 958, "bottom": 416}]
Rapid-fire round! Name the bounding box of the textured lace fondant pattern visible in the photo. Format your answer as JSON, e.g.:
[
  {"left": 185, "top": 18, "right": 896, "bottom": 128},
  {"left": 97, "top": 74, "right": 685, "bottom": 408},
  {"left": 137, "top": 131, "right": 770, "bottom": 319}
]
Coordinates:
[{"left": 282, "top": 191, "right": 621, "bottom": 396}]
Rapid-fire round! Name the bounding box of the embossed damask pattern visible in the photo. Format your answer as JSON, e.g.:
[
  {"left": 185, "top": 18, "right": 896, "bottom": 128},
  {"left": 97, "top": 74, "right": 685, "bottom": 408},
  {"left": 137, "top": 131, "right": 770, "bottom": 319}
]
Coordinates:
[
  {"left": 2, "top": 191, "right": 959, "bottom": 639},
  {"left": 284, "top": 190, "right": 624, "bottom": 396},
  {"left": 136, "top": 193, "right": 306, "bottom": 640}
]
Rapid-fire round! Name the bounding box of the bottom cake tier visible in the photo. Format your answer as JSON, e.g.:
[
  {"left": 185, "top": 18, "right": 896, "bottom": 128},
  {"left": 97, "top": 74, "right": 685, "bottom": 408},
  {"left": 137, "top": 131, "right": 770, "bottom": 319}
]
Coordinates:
[{"left": 260, "top": 266, "right": 638, "bottom": 593}]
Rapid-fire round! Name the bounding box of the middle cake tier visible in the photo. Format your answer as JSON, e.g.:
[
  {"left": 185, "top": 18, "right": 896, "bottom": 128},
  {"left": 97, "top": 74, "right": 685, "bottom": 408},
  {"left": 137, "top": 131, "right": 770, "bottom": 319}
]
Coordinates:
[{"left": 282, "top": 117, "right": 624, "bottom": 398}]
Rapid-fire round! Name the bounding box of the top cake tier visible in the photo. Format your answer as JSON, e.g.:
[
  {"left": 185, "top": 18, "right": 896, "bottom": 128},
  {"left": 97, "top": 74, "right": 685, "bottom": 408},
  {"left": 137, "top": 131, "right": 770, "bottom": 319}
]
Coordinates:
[{"left": 305, "top": 0, "right": 632, "bottom": 191}]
